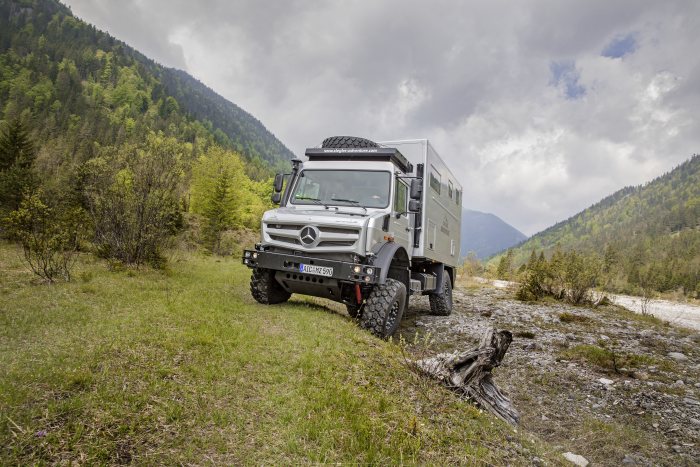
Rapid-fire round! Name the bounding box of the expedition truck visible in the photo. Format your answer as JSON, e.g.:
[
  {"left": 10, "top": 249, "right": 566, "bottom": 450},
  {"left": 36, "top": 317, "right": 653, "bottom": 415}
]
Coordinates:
[{"left": 243, "top": 136, "right": 462, "bottom": 338}]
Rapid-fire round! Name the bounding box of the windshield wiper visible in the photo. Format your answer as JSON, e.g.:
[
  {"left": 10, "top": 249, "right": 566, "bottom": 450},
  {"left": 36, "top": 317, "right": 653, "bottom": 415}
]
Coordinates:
[
  {"left": 295, "top": 195, "right": 331, "bottom": 209},
  {"left": 331, "top": 198, "right": 367, "bottom": 212}
]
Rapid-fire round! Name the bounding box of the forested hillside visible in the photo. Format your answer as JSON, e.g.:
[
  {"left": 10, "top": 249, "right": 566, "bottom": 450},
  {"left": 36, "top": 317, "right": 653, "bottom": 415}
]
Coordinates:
[
  {"left": 0, "top": 0, "right": 293, "bottom": 178},
  {"left": 498, "top": 155, "right": 700, "bottom": 297},
  {"left": 0, "top": 0, "right": 290, "bottom": 274}
]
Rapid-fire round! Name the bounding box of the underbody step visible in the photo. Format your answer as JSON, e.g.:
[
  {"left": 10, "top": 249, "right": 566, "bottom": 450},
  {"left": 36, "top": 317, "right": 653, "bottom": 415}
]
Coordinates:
[{"left": 410, "top": 279, "right": 422, "bottom": 295}]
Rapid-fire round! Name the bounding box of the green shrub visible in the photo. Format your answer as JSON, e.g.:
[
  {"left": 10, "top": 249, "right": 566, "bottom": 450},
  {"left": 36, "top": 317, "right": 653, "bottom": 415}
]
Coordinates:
[
  {"left": 83, "top": 133, "right": 184, "bottom": 266},
  {"left": 559, "top": 312, "right": 590, "bottom": 324},
  {"left": 4, "top": 192, "right": 84, "bottom": 282},
  {"left": 515, "top": 248, "right": 601, "bottom": 304}
]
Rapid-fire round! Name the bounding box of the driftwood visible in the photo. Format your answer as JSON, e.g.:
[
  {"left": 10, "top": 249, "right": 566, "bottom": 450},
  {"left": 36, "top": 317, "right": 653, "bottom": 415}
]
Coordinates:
[{"left": 415, "top": 329, "right": 518, "bottom": 425}]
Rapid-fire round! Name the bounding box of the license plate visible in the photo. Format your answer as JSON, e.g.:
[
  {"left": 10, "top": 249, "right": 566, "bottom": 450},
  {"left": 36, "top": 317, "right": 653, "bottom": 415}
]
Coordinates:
[{"left": 299, "top": 264, "right": 333, "bottom": 277}]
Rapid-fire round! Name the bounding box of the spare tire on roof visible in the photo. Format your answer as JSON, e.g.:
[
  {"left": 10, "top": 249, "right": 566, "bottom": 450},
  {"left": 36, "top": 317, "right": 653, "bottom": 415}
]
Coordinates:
[{"left": 321, "top": 136, "right": 379, "bottom": 149}]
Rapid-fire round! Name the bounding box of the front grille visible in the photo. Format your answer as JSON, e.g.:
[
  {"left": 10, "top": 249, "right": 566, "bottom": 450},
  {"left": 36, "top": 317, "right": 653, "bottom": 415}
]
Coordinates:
[{"left": 265, "top": 223, "right": 360, "bottom": 250}]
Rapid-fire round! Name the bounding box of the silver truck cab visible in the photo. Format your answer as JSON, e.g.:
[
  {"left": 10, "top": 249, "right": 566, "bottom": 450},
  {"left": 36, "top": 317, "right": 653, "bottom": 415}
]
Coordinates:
[{"left": 243, "top": 136, "right": 462, "bottom": 338}]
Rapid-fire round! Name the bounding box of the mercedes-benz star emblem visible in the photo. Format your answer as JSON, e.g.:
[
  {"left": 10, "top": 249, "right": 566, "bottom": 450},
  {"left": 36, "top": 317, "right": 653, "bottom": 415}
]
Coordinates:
[{"left": 299, "top": 226, "right": 319, "bottom": 247}]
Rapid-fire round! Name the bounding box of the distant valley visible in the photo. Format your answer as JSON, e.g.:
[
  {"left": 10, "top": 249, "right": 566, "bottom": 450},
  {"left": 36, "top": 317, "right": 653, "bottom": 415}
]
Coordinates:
[{"left": 460, "top": 209, "right": 527, "bottom": 260}]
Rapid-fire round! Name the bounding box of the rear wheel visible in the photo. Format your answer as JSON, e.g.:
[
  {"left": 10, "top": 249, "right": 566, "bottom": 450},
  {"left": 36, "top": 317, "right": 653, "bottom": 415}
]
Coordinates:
[
  {"left": 360, "top": 279, "right": 406, "bottom": 338},
  {"left": 321, "top": 136, "right": 379, "bottom": 149},
  {"left": 429, "top": 272, "right": 453, "bottom": 316},
  {"left": 250, "top": 268, "right": 291, "bottom": 304}
]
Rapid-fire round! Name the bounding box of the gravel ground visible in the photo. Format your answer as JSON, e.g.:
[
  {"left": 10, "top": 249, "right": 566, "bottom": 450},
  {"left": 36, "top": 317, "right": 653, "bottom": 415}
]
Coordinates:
[{"left": 398, "top": 283, "right": 700, "bottom": 466}]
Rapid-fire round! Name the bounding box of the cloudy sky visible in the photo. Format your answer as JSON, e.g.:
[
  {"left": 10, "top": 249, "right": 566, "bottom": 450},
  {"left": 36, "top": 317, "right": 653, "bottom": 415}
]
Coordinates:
[{"left": 63, "top": 0, "right": 700, "bottom": 235}]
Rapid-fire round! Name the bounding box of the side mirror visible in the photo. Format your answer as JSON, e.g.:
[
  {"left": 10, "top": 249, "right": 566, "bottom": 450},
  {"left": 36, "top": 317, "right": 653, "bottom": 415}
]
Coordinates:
[
  {"left": 271, "top": 192, "right": 281, "bottom": 204},
  {"left": 410, "top": 178, "right": 422, "bottom": 200},
  {"left": 273, "top": 173, "right": 284, "bottom": 193},
  {"left": 409, "top": 199, "right": 421, "bottom": 213}
]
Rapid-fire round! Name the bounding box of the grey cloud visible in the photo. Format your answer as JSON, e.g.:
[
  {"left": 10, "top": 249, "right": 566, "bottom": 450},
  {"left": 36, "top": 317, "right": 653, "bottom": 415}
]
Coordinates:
[{"left": 63, "top": 0, "right": 700, "bottom": 235}]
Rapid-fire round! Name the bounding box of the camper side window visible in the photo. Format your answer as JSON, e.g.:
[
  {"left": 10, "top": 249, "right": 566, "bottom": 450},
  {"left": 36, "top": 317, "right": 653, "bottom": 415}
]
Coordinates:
[
  {"left": 429, "top": 168, "right": 441, "bottom": 194},
  {"left": 448, "top": 180, "right": 454, "bottom": 199},
  {"left": 456, "top": 189, "right": 462, "bottom": 205}
]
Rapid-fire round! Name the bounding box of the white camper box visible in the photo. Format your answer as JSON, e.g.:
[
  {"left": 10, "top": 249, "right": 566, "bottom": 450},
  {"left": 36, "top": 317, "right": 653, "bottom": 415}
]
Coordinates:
[{"left": 378, "top": 139, "right": 462, "bottom": 267}]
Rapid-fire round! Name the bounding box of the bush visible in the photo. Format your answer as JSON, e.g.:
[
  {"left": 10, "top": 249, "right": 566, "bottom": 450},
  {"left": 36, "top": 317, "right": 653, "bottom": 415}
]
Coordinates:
[
  {"left": 4, "top": 192, "right": 84, "bottom": 282},
  {"left": 516, "top": 248, "right": 602, "bottom": 304},
  {"left": 83, "top": 133, "right": 184, "bottom": 266}
]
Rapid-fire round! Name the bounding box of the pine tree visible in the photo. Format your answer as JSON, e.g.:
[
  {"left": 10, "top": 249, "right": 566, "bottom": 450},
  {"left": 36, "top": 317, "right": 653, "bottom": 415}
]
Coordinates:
[
  {"left": 0, "top": 119, "right": 37, "bottom": 214},
  {"left": 0, "top": 119, "right": 34, "bottom": 171},
  {"left": 202, "top": 170, "right": 232, "bottom": 254},
  {"left": 496, "top": 250, "right": 514, "bottom": 280}
]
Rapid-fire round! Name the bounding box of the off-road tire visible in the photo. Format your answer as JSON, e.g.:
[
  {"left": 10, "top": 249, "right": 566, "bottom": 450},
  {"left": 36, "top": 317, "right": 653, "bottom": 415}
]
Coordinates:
[
  {"left": 346, "top": 304, "right": 362, "bottom": 319},
  {"left": 429, "top": 272, "right": 453, "bottom": 316},
  {"left": 250, "top": 268, "right": 291, "bottom": 304},
  {"left": 360, "top": 279, "right": 407, "bottom": 338},
  {"left": 321, "top": 136, "right": 379, "bottom": 149}
]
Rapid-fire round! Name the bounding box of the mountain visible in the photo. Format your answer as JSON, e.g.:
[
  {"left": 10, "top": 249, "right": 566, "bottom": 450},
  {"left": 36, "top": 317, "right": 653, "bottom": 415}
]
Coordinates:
[
  {"left": 497, "top": 154, "right": 700, "bottom": 296},
  {"left": 0, "top": 0, "right": 293, "bottom": 177},
  {"left": 460, "top": 209, "right": 527, "bottom": 260}
]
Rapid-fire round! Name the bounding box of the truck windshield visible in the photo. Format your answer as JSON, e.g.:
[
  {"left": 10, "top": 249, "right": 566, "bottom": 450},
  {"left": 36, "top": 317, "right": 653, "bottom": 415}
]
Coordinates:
[{"left": 291, "top": 170, "right": 391, "bottom": 209}]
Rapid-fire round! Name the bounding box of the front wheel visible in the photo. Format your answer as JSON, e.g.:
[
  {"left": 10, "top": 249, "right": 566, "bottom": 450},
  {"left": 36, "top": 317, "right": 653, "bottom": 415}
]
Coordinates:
[
  {"left": 360, "top": 279, "right": 407, "bottom": 338},
  {"left": 250, "top": 268, "right": 291, "bottom": 304},
  {"left": 429, "top": 272, "right": 453, "bottom": 316}
]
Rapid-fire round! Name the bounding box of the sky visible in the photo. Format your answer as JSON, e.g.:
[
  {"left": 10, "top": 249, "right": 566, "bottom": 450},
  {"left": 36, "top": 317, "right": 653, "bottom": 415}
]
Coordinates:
[{"left": 62, "top": 0, "right": 700, "bottom": 235}]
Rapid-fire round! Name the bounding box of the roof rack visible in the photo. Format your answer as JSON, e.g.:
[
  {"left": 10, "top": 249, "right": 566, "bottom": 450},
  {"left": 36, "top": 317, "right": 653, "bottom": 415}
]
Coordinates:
[{"left": 304, "top": 147, "right": 413, "bottom": 174}]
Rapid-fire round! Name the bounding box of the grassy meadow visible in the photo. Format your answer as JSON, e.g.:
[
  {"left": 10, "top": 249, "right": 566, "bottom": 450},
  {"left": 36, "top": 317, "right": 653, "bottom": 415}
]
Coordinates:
[{"left": 0, "top": 243, "right": 554, "bottom": 464}]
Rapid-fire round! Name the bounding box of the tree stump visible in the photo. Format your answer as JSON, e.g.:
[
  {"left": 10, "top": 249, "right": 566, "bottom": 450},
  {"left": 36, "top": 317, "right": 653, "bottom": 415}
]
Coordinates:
[{"left": 415, "top": 329, "right": 519, "bottom": 425}]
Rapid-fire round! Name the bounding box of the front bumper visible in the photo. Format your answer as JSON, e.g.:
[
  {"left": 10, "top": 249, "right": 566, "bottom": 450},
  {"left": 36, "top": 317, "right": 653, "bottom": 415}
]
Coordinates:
[{"left": 242, "top": 248, "right": 380, "bottom": 284}]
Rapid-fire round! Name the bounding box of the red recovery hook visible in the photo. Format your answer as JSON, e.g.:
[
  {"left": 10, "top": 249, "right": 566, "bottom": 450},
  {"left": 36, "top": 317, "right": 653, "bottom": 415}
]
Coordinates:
[{"left": 355, "top": 283, "right": 362, "bottom": 305}]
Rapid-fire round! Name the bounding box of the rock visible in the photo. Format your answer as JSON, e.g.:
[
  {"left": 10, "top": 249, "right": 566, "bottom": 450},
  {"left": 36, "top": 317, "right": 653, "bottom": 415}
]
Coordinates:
[
  {"left": 532, "top": 456, "right": 543, "bottom": 466},
  {"left": 667, "top": 352, "right": 688, "bottom": 361},
  {"left": 599, "top": 378, "right": 614, "bottom": 385},
  {"left": 563, "top": 452, "right": 589, "bottom": 466},
  {"left": 541, "top": 414, "right": 549, "bottom": 421},
  {"left": 635, "top": 371, "right": 649, "bottom": 381},
  {"left": 600, "top": 334, "right": 610, "bottom": 341},
  {"left": 622, "top": 454, "right": 640, "bottom": 465},
  {"left": 690, "top": 418, "right": 700, "bottom": 426},
  {"left": 672, "top": 445, "right": 682, "bottom": 453},
  {"left": 683, "top": 397, "right": 699, "bottom": 406},
  {"left": 672, "top": 379, "right": 684, "bottom": 388}
]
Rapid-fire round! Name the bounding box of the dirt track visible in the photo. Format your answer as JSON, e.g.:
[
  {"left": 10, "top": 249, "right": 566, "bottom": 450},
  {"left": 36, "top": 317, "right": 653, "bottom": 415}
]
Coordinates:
[{"left": 398, "top": 283, "right": 700, "bottom": 466}]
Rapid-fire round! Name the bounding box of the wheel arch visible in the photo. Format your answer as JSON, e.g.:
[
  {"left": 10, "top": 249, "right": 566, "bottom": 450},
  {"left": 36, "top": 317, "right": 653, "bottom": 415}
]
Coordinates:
[{"left": 371, "top": 241, "right": 411, "bottom": 293}]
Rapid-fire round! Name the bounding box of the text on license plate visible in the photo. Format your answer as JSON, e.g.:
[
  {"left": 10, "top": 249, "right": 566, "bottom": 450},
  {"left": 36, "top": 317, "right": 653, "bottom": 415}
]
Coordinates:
[{"left": 299, "top": 264, "right": 333, "bottom": 277}]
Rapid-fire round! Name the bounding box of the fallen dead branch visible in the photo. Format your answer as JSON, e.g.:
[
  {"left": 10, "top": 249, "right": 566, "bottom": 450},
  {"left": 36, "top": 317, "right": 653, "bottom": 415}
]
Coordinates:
[{"left": 415, "top": 329, "right": 518, "bottom": 425}]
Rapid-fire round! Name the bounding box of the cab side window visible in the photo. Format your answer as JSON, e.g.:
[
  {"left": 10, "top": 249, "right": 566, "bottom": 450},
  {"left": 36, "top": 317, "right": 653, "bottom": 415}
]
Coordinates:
[{"left": 394, "top": 179, "right": 408, "bottom": 213}]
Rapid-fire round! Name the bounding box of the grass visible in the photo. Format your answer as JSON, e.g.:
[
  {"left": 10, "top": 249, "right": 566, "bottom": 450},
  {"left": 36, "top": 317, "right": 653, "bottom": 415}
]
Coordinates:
[
  {"left": 0, "top": 243, "right": 554, "bottom": 464},
  {"left": 560, "top": 344, "right": 662, "bottom": 373},
  {"left": 558, "top": 312, "right": 590, "bottom": 324}
]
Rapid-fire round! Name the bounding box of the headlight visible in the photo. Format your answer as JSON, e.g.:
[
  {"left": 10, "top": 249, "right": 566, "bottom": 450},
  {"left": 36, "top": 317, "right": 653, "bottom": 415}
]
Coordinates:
[
  {"left": 353, "top": 265, "right": 361, "bottom": 274},
  {"left": 364, "top": 276, "right": 371, "bottom": 282},
  {"left": 252, "top": 252, "right": 258, "bottom": 259},
  {"left": 365, "top": 267, "right": 374, "bottom": 275}
]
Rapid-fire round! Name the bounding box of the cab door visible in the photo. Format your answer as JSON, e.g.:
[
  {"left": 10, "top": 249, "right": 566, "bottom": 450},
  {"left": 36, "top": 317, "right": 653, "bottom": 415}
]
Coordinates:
[{"left": 389, "top": 177, "right": 411, "bottom": 252}]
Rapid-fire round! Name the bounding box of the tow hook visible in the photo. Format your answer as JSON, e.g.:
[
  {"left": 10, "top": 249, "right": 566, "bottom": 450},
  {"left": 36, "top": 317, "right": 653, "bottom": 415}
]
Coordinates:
[{"left": 355, "top": 283, "right": 362, "bottom": 304}]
